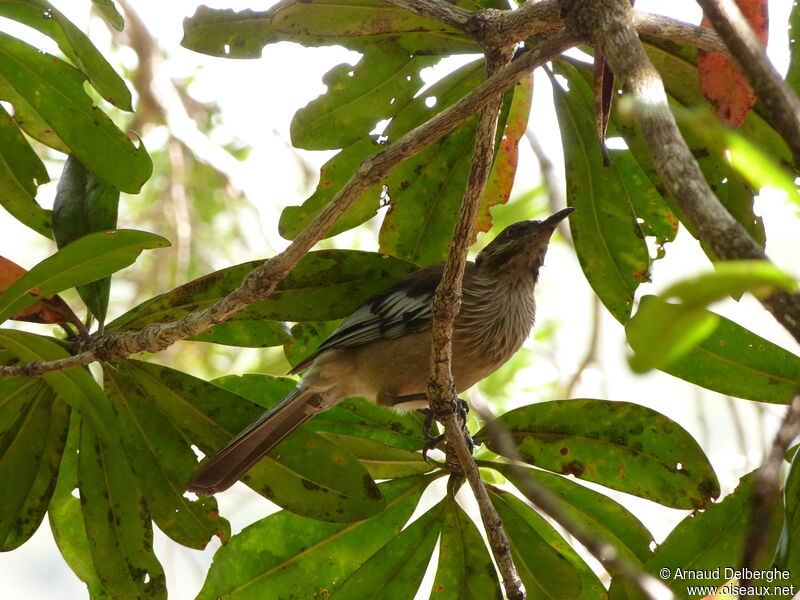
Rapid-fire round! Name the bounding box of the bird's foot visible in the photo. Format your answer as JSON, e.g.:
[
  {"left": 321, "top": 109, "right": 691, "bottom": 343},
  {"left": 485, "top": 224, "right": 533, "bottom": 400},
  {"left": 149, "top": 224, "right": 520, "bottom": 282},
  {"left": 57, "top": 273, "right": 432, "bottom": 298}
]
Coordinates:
[{"left": 418, "top": 399, "right": 472, "bottom": 463}]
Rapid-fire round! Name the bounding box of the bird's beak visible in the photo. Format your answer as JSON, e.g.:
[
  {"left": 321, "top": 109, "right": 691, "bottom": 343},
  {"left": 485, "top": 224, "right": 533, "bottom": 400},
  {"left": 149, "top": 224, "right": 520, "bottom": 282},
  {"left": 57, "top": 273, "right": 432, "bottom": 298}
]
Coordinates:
[{"left": 542, "top": 206, "right": 575, "bottom": 229}]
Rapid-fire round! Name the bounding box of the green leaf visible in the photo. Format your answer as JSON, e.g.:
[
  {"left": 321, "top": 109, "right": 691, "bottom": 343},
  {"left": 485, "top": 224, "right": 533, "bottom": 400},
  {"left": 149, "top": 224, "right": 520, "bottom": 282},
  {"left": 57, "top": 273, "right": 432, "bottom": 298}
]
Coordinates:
[
  {"left": 110, "top": 250, "right": 416, "bottom": 330},
  {"left": 662, "top": 260, "right": 797, "bottom": 306},
  {"left": 278, "top": 137, "right": 384, "bottom": 241},
  {"left": 378, "top": 59, "right": 485, "bottom": 265},
  {"left": 0, "top": 229, "right": 169, "bottom": 325},
  {"left": 77, "top": 419, "right": 166, "bottom": 599},
  {"left": 0, "top": 32, "right": 150, "bottom": 191},
  {"left": 283, "top": 320, "right": 339, "bottom": 369},
  {"left": 124, "top": 361, "right": 385, "bottom": 522},
  {"left": 788, "top": 1, "right": 800, "bottom": 96},
  {"left": 608, "top": 149, "right": 677, "bottom": 244},
  {"left": 476, "top": 400, "right": 720, "bottom": 509},
  {"left": 0, "top": 329, "right": 120, "bottom": 447},
  {"left": 492, "top": 464, "right": 653, "bottom": 566},
  {"left": 49, "top": 413, "right": 111, "bottom": 599},
  {"left": 608, "top": 473, "right": 783, "bottom": 600},
  {"left": 318, "top": 431, "right": 432, "bottom": 478},
  {"left": 0, "top": 103, "right": 52, "bottom": 238},
  {"left": 0, "top": 0, "right": 132, "bottom": 108},
  {"left": 291, "top": 45, "right": 435, "bottom": 150},
  {"left": 626, "top": 295, "right": 719, "bottom": 374},
  {"left": 775, "top": 443, "right": 800, "bottom": 575},
  {"left": 0, "top": 72, "right": 68, "bottom": 152},
  {"left": 552, "top": 62, "right": 650, "bottom": 322},
  {"left": 332, "top": 501, "right": 443, "bottom": 599},
  {"left": 197, "top": 475, "right": 431, "bottom": 600},
  {"left": 191, "top": 319, "right": 291, "bottom": 348},
  {"left": 91, "top": 0, "right": 124, "bottom": 31},
  {"left": 627, "top": 263, "right": 797, "bottom": 373},
  {"left": 431, "top": 497, "right": 502, "bottom": 600},
  {"left": 489, "top": 488, "right": 586, "bottom": 599},
  {"left": 315, "top": 397, "right": 427, "bottom": 451},
  {"left": 182, "top": 1, "right": 479, "bottom": 58},
  {"left": 53, "top": 155, "right": 121, "bottom": 326},
  {"left": 104, "top": 364, "right": 230, "bottom": 549},
  {"left": 0, "top": 379, "right": 69, "bottom": 550}
]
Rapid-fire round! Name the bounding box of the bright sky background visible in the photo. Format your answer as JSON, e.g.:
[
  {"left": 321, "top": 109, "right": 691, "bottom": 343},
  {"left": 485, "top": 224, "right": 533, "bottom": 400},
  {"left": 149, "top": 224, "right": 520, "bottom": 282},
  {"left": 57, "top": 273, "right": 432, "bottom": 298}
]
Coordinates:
[{"left": 1, "top": 1, "right": 798, "bottom": 598}]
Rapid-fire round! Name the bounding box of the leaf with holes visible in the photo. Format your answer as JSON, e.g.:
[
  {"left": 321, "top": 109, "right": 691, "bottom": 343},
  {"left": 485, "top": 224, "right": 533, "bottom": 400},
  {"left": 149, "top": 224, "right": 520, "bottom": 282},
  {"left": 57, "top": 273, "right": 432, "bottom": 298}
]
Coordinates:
[
  {"left": 607, "top": 472, "right": 783, "bottom": 600},
  {"left": 291, "top": 45, "right": 436, "bottom": 150},
  {"left": 182, "top": 1, "right": 486, "bottom": 58},
  {"left": 476, "top": 399, "right": 720, "bottom": 509},
  {"left": 0, "top": 33, "right": 150, "bottom": 191},
  {"left": 0, "top": 0, "right": 131, "bottom": 108},
  {"left": 104, "top": 364, "right": 229, "bottom": 549},
  {"left": 77, "top": 420, "right": 166, "bottom": 599}
]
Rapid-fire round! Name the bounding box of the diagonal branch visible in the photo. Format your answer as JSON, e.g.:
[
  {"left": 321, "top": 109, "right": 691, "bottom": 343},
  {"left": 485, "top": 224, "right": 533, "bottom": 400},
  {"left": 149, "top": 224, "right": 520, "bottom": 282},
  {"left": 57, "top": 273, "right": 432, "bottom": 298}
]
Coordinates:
[
  {"left": 0, "top": 32, "right": 579, "bottom": 378},
  {"left": 383, "top": 0, "right": 729, "bottom": 55},
  {"left": 741, "top": 392, "right": 800, "bottom": 593},
  {"left": 695, "top": 0, "right": 800, "bottom": 168},
  {"left": 426, "top": 47, "right": 524, "bottom": 599},
  {"left": 475, "top": 412, "right": 677, "bottom": 600}
]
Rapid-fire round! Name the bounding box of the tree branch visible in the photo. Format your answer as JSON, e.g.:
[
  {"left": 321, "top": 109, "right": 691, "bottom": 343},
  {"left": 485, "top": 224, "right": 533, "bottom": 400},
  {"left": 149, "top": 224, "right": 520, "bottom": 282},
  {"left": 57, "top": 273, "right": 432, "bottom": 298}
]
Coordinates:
[
  {"left": 427, "top": 47, "right": 525, "bottom": 600},
  {"left": 741, "top": 393, "right": 800, "bottom": 594},
  {"left": 696, "top": 0, "right": 800, "bottom": 168},
  {"left": 0, "top": 32, "right": 579, "bottom": 378},
  {"left": 384, "top": 0, "right": 728, "bottom": 55},
  {"left": 563, "top": 0, "right": 800, "bottom": 346}
]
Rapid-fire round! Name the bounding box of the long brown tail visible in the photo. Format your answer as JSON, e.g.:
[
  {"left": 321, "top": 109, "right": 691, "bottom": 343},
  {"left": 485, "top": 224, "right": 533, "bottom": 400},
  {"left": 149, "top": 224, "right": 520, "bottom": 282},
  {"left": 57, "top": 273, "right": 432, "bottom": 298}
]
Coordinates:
[{"left": 186, "top": 387, "right": 317, "bottom": 495}]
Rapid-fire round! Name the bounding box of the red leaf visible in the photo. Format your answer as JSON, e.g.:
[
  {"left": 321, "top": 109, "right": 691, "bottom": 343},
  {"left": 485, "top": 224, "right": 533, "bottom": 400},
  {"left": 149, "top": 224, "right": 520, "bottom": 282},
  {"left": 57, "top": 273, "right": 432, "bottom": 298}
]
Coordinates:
[
  {"left": 0, "top": 256, "right": 87, "bottom": 335},
  {"left": 697, "top": 0, "right": 768, "bottom": 127},
  {"left": 476, "top": 73, "right": 534, "bottom": 233}
]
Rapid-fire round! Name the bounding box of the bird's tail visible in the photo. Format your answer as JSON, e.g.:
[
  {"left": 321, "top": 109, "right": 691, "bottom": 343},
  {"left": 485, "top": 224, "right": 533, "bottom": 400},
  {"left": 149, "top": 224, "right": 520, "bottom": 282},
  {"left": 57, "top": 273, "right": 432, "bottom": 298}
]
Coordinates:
[{"left": 186, "top": 387, "right": 317, "bottom": 495}]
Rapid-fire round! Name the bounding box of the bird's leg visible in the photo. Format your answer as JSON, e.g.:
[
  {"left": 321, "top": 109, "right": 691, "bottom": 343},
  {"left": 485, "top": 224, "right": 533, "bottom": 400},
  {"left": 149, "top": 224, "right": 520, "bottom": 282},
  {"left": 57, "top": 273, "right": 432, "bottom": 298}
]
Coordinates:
[{"left": 384, "top": 392, "right": 473, "bottom": 462}]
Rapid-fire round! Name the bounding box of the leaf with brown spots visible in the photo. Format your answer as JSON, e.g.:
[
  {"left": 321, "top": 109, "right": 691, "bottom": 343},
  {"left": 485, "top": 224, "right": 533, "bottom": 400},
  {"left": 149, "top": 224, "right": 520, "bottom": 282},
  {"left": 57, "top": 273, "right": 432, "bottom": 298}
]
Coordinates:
[
  {"left": 697, "top": 0, "right": 768, "bottom": 126},
  {"left": 476, "top": 399, "right": 720, "bottom": 509}
]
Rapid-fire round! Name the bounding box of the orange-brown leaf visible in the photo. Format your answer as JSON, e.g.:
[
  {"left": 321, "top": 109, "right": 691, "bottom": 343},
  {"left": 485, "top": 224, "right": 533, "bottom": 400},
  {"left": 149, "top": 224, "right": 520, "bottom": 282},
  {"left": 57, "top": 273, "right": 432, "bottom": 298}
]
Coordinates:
[
  {"left": 697, "top": 0, "right": 768, "bottom": 127},
  {"left": 0, "top": 256, "right": 86, "bottom": 334},
  {"left": 476, "top": 73, "right": 534, "bottom": 233}
]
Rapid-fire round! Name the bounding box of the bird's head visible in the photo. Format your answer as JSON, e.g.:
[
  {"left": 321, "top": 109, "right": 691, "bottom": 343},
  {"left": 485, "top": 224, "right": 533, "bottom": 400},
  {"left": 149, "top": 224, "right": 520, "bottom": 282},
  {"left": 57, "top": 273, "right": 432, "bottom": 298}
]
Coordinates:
[{"left": 475, "top": 207, "right": 574, "bottom": 275}]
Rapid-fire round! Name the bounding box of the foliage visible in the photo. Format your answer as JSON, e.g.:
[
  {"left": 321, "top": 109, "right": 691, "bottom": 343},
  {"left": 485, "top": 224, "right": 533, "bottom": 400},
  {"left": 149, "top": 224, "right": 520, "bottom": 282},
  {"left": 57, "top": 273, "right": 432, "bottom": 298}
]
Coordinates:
[{"left": 0, "top": 1, "right": 799, "bottom": 599}]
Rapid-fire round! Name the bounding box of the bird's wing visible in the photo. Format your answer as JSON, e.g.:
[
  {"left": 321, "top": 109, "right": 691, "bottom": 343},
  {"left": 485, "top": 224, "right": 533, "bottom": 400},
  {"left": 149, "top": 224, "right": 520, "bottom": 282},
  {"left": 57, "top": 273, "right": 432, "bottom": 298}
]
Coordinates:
[{"left": 289, "top": 263, "right": 447, "bottom": 374}]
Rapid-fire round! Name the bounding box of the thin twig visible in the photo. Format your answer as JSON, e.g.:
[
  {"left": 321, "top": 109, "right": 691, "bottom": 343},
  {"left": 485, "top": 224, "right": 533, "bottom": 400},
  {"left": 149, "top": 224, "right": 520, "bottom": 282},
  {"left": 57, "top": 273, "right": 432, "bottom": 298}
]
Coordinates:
[
  {"left": 525, "top": 127, "right": 571, "bottom": 244},
  {"left": 473, "top": 405, "right": 677, "bottom": 600},
  {"left": 564, "top": 295, "right": 601, "bottom": 398},
  {"left": 427, "top": 47, "right": 525, "bottom": 600},
  {"left": 696, "top": 0, "right": 800, "bottom": 167},
  {"left": 562, "top": 0, "right": 800, "bottom": 346},
  {"left": 741, "top": 393, "right": 800, "bottom": 594},
  {"left": 0, "top": 33, "right": 579, "bottom": 378}
]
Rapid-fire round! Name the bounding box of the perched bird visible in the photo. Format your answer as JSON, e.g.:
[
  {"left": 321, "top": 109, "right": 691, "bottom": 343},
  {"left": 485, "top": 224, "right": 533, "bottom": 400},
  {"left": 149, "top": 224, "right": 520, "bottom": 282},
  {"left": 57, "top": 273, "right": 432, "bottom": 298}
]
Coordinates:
[{"left": 187, "top": 207, "right": 574, "bottom": 495}]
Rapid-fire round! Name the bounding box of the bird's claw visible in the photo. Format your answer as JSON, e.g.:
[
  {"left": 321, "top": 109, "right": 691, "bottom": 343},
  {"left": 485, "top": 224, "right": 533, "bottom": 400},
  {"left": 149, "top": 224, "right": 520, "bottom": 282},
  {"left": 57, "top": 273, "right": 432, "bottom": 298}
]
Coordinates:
[{"left": 418, "top": 399, "right": 472, "bottom": 463}]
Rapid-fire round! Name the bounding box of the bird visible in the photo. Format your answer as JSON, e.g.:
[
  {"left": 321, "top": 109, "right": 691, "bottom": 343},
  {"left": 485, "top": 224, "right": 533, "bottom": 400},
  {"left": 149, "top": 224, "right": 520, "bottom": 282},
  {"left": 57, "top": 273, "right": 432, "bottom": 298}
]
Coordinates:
[{"left": 187, "top": 207, "right": 574, "bottom": 495}]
